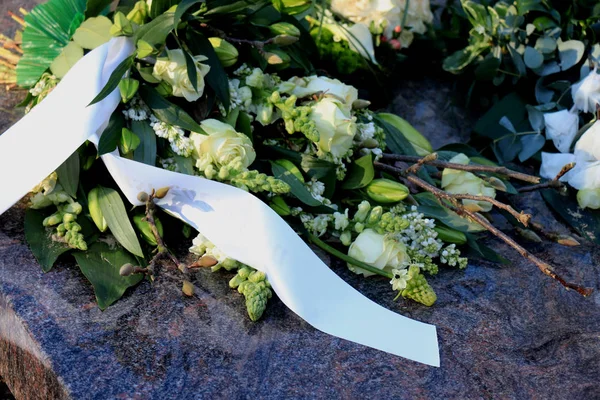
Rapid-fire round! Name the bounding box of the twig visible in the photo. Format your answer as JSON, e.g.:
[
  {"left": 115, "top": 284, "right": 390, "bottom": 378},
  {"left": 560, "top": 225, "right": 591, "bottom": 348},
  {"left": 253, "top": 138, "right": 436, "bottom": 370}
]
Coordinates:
[
  {"left": 381, "top": 153, "right": 541, "bottom": 184},
  {"left": 518, "top": 162, "right": 574, "bottom": 193},
  {"left": 374, "top": 162, "right": 593, "bottom": 297},
  {"left": 406, "top": 152, "right": 438, "bottom": 174}
]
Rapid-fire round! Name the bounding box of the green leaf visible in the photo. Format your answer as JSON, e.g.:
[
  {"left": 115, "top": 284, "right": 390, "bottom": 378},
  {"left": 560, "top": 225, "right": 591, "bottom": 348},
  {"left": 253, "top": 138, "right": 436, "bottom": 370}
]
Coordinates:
[
  {"left": 16, "top": 0, "right": 88, "bottom": 87},
  {"left": 173, "top": 0, "right": 205, "bottom": 29},
  {"left": 474, "top": 55, "right": 501, "bottom": 80},
  {"left": 236, "top": 111, "right": 253, "bottom": 141},
  {"left": 132, "top": 120, "right": 157, "bottom": 166},
  {"left": 97, "top": 186, "right": 144, "bottom": 257},
  {"left": 88, "top": 55, "right": 134, "bottom": 106},
  {"left": 474, "top": 93, "right": 527, "bottom": 140},
  {"left": 119, "top": 127, "right": 141, "bottom": 154},
  {"left": 24, "top": 209, "right": 72, "bottom": 272},
  {"left": 205, "top": 0, "right": 250, "bottom": 15},
  {"left": 542, "top": 189, "right": 600, "bottom": 245},
  {"left": 133, "top": 12, "right": 175, "bottom": 46},
  {"left": 300, "top": 155, "right": 336, "bottom": 180},
  {"left": 535, "top": 36, "right": 557, "bottom": 54},
  {"left": 342, "top": 154, "right": 374, "bottom": 189},
  {"left": 558, "top": 39, "right": 585, "bottom": 71},
  {"left": 73, "top": 242, "right": 144, "bottom": 309},
  {"left": 72, "top": 16, "right": 112, "bottom": 49},
  {"left": 138, "top": 84, "right": 203, "bottom": 132},
  {"left": 465, "top": 234, "right": 509, "bottom": 264},
  {"left": 414, "top": 193, "right": 486, "bottom": 233},
  {"left": 182, "top": 49, "right": 199, "bottom": 92},
  {"left": 150, "top": 0, "right": 181, "bottom": 18},
  {"left": 508, "top": 45, "right": 526, "bottom": 76},
  {"left": 50, "top": 41, "right": 84, "bottom": 78},
  {"left": 57, "top": 150, "right": 80, "bottom": 197},
  {"left": 271, "top": 161, "right": 322, "bottom": 206},
  {"left": 98, "top": 112, "right": 125, "bottom": 155},
  {"left": 518, "top": 134, "right": 545, "bottom": 162},
  {"left": 186, "top": 30, "right": 230, "bottom": 110},
  {"left": 524, "top": 46, "right": 543, "bottom": 69},
  {"left": 85, "top": 0, "right": 113, "bottom": 17}
]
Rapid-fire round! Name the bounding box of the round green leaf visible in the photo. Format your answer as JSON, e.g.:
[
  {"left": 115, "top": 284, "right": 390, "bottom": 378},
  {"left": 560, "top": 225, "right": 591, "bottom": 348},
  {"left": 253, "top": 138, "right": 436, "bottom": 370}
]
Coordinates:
[
  {"left": 524, "top": 46, "right": 544, "bottom": 69},
  {"left": 558, "top": 39, "right": 585, "bottom": 71},
  {"left": 535, "top": 36, "right": 557, "bottom": 54}
]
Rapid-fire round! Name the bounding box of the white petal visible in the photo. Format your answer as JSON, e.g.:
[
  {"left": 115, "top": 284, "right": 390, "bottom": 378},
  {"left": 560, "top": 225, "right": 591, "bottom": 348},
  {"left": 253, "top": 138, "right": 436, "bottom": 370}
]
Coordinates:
[
  {"left": 539, "top": 152, "right": 576, "bottom": 181},
  {"left": 543, "top": 109, "right": 579, "bottom": 153}
]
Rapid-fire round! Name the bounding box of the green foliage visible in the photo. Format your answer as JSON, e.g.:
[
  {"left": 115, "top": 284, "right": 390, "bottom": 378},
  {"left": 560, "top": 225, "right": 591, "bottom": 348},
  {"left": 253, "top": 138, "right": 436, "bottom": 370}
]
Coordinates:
[
  {"left": 24, "top": 209, "right": 72, "bottom": 272},
  {"left": 56, "top": 150, "right": 80, "bottom": 198}
]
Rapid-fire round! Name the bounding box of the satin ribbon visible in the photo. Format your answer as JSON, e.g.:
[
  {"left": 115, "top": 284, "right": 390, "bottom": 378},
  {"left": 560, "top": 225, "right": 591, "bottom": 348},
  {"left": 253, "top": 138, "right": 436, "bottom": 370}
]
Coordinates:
[{"left": 0, "top": 37, "right": 440, "bottom": 367}]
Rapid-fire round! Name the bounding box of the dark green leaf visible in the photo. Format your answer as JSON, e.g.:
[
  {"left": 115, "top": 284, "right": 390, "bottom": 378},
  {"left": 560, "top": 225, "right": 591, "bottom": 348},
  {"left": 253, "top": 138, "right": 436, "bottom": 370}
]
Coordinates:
[
  {"left": 558, "top": 39, "right": 585, "bottom": 71},
  {"left": 57, "top": 150, "right": 80, "bottom": 197},
  {"left": 182, "top": 49, "right": 198, "bottom": 92},
  {"left": 494, "top": 135, "right": 522, "bottom": 163},
  {"left": 414, "top": 193, "right": 486, "bottom": 233},
  {"left": 474, "top": 56, "right": 501, "bottom": 80},
  {"left": 88, "top": 55, "right": 134, "bottom": 106},
  {"left": 150, "top": 0, "right": 181, "bottom": 18},
  {"left": 85, "top": 0, "right": 112, "bottom": 17},
  {"left": 342, "top": 154, "right": 374, "bottom": 190},
  {"left": 173, "top": 0, "right": 204, "bottom": 29},
  {"left": 301, "top": 155, "right": 336, "bottom": 180},
  {"left": 132, "top": 120, "right": 157, "bottom": 166},
  {"left": 186, "top": 30, "right": 230, "bottom": 110},
  {"left": 133, "top": 12, "right": 175, "bottom": 46},
  {"left": 524, "top": 46, "right": 543, "bottom": 69},
  {"left": 474, "top": 93, "right": 527, "bottom": 140},
  {"left": 138, "top": 84, "right": 203, "bottom": 132},
  {"left": 542, "top": 189, "right": 600, "bottom": 245},
  {"left": 97, "top": 186, "right": 144, "bottom": 257},
  {"left": 518, "top": 134, "right": 545, "bottom": 162},
  {"left": 24, "top": 209, "right": 72, "bottom": 272},
  {"left": 205, "top": 0, "right": 249, "bottom": 15},
  {"left": 73, "top": 242, "right": 144, "bottom": 309},
  {"left": 119, "top": 127, "right": 141, "bottom": 154},
  {"left": 98, "top": 112, "right": 125, "bottom": 155},
  {"left": 465, "top": 234, "right": 510, "bottom": 264},
  {"left": 236, "top": 111, "right": 253, "bottom": 141},
  {"left": 271, "top": 161, "right": 322, "bottom": 206},
  {"left": 508, "top": 45, "right": 526, "bottom": 76}
]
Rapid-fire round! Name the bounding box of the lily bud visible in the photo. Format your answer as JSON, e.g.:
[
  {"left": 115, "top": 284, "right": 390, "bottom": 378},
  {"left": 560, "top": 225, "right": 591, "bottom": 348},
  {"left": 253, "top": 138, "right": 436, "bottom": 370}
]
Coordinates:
[
  {"left": 208, "top": 37, "right": 238, "bottom": 67},
  {"left": 119, "top": 78, "right": 139, "bottom": 103},
  {"left": 110, "top": 12, "right": 133, "bottom": 37},
  {"left": 126, "top": 1, "right": 148, "bottom": 25},
  {"left": 367, "top": 206, "right": 383, "bottom": 224},
  {"left": 352, "top": 99, "right": 371, "bottom": 110},
  {"left": 353, "top": 200, "right": 371, "bottom": 222},
  {"left": 377, "top": 113, "right": 432, "bottom": 156},
  {"left": 271, "top": 35, "right": 299, "bottom": 46},
  {"left": 182, "top": 280, "right": 195, "bottom": 297},
  {"left": 264, "top": 50, "right": 290, "bottom": 67},
  {"left": 269, "top": 196, "right": 291, "bottom": 216},
  {"left": 119, "top": 127, "right": 140, "bottom": 155},
  {"left": 557, "top": 235, "right": 580, "bottom": 247},
  {"left": 88, "top": 188, "right": 108, "bottom": 232},
  {"left": 366, "top": 178, "right": 409, "bottom": 203},
  {"left": 155, "top": 186, "right": 170, "bottom": 199},
  {"left": 120, "top": 263, "right": 135, "bottom": 276},
  {"left": 434, "top": 225, "right": 467, "bottom": 244},
  {"left": 269, "top": 22, "right": 301, "bottom": 38}
]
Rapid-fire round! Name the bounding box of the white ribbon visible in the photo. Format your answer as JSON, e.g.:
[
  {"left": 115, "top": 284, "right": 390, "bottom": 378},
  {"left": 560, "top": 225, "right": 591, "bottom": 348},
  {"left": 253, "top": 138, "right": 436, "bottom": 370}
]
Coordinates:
[{"left": 0, "top": 37, "right": 439, "bottom": 366}]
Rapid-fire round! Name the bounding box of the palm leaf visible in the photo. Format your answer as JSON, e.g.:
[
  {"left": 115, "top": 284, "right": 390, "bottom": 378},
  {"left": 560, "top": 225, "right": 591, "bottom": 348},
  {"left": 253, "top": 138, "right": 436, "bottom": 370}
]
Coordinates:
[{"left": 16, "top": 0, "right": 87, "bottom": 87}]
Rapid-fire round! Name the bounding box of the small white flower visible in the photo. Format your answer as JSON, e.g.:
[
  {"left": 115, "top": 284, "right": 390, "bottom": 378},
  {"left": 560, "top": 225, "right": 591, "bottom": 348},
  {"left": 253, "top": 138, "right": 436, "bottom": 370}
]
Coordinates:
[
  {"left": 333, "top": 209, "right": 350, "bottom": 231},
  {"left": 390, "top": 268, "right": 409, "bottom": 291}
]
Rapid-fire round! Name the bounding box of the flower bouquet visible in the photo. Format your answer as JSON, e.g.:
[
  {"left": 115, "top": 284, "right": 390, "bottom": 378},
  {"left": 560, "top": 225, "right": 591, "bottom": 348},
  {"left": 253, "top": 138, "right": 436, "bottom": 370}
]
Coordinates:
[{"left": 0, "top": 0, "right": 593, "bottom": 366}]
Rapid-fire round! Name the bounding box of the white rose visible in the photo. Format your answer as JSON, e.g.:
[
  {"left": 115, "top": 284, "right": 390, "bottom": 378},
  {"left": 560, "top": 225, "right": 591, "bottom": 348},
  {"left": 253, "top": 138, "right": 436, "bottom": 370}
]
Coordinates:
[
  {"left": 571, "top": 68, "right": 600, "bottom": 114},
  {"left": 189, "top": 119, "right": 256, "bottom": 171},
  {"left": 285, "top": 76, "right": 358, "bottom": 106},
  {"left": 152, "top": 49, "right": 211, "bottom": 102},
  {"left": 441, "top": 153, "right": 496, "bottom": 212},
  {"left": 347, "top": 229, "right": 409, "bottom": 277},
  {"left": 309, "top": 98, "right": 357, "bottom": 157},
  {"left": 541, "top": 121, "right": 600, "bottom": 191},
  {"left": 544, "top": 109, "right": 579, "bottom": 153}
]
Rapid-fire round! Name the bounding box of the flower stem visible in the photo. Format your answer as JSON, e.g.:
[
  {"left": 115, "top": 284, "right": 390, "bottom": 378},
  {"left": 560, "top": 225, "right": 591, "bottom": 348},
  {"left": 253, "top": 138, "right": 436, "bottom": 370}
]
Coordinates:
[{"left": 307, "top": 233, "right": 393, "bottom": 279}]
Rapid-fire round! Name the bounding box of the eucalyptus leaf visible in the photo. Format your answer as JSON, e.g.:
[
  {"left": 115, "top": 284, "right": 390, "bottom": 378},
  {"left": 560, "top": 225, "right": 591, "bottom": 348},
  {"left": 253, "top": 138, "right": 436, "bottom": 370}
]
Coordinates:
[
  {"left": 24, "top": 209, "right": 72, "bottom": 272},
  {"left": 57, "top": 150, "right": 80, "bottom": 197},
  {"left": 518, "top": 133, "right": 545, "bottom": 162},
  {"left": 494, "top": 134, "right": 522, "bottom": 163},
  {"left": 525, "top": 104, "right": 544, "bottom": 132},
  {"left": 341, "top": 154, "right": 374, "bottom": 190},
  {"left": 558, "top": 39, "right": 584, "bottom": 71},
  {"left": 73, "top": 242, "right": 144, "bottom": 309},
  {"left": 138, "top": 84, "right": 203, "bottom": 132},
  {"left": 97, "top": 186, "right": 144, "bottom": 257},
  {"left": 524, "top": 46, "right": 543, "bottom": 69},
  {"left": 535, "top": 77, "right": 554, "bottom": 104},
  {"left": 508, "top": 45, "right": 526, "bottom": 76},
  {"left": 535, "top": 36, "right": 556, "bottom": 54},
  {"left": 499, "top": 116, "right": 516, "bottom": 133}
]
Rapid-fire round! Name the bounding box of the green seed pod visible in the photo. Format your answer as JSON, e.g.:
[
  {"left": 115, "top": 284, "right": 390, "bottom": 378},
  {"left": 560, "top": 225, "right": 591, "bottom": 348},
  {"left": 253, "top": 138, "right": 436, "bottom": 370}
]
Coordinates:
[
  {"left": 88, "top": 187, "right": 108, "bottom": 232},
  {"left": 119, "top": 127, "right": 141, "bottom": 155},
  {"left": 133, "top": 214, "right": 163, "bottom": 246},
  {"left": 208, "top": 37, "right": 239, "bottom": 67},
  {"left": 365, "top": 178, "right": 410, "bottom": 204},
  {"left": 377, "top": 113, "right": 432, "bottom": 156},
  {"left": 126, "top": 0, "right": 148, "bottom": 25},
  {"left": 271, "top": 34, "right": 299, "bottom": 46},
  {"left": 433, "top": 225, "right": 467, "bottom": 245},
  {"left": 110, "top": 12, "right": 133, "bottom": 37},
  {"left": 269, "top": 22, "right": 301, "bottom": 38},
  {"left": 119, "top": 78, "right": 139, "bottom": 103},
  {"left": 137, "top": 191, "right": 149, "bottom": 203},
  {"left": 136, "top": 40, "right": 156, "bottom": 59},
  {"left": 120, "top": 263, "right": 135, "bottom": 276}
]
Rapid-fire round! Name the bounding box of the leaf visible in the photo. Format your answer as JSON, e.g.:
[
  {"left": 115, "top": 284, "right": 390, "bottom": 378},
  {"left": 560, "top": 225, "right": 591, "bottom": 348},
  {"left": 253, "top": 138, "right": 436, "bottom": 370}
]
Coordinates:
[
  {"left": 186, "top": 30, "right": 230, "bottom": 111},
  {"left": 24, "top": 209, "right": 72, "bottom": 272},
  {"left": 535, "top": 77, "right": 554, "bottom": 104},
  {"left": 499, "top": 116, "right": 517, "bottom": 133},
  {"left": 133, "top": 12, "right": 175, "bottom": 46},
  {"left": 341, "top": 154, "right": 374, "bottom": 189},
  {"left": 88, "top": 55, "right": 134, "bottom": 105},
  {"left": 300, "top": 155, "right": 336, "bottom": 180},
  {"left": 474, "top": 56, "right": 501, "bottom": 80},
  {"left": 50, "top": 41, "right": 84, "bottom": 78},
  {"left": 542, "top": 189, "right": 600, "bottom": 245},
  {"left": 271, "top": 161, "right": 322, "bottom": 206},
  {"left": 97, "top": 186, "right": 144, "bottom": 257},
  {"left": 524, "top": 46, "right": 543, "bottom": 69},
  {"left": 173, "top": 0, "right": 205, "bottom": 29},
  {"left": 475, "top": 93, "right": 527, "bottom": 140},
  {"left": 532, "top": 16, "right": 557, "bottom": 31},
  {"left": 119, "top": 127, "right": 141, "bottom": 154},
  {"left": 138, "top": 84, "right": 203, "bottom": 132},
  {"left": 205, "top": 0, "right": 251, "bottom": 15},
  {"left": 465, "top": 234, "right": 510, "bottom": 264},
  {"left": 494, "top": 134, "right": 522, "bottom": 163},
  {"left": 182, "top": 49, "right": 198, "bottom": 92},
  {"left": 98, "top": 112, "right": 125, "bottom": 155},
  {"left": 132, "top": 120, "right": 157, "bottom": 166},
  {"left": 558, "top": 39, "right": 585, "bottom": 71},
  {"left": 57, "top": 150, "right": 80, "bottom": 197},
  {"left": 526, "top": 104, "right": 544, "bottom": 132},
  {"left": 236, "top": 111, "right": 253, "bottom": 141},
  {"left": 508, "top": 45, "right": 526, "bottom": 76},
  {"left": 72, "top": 16, "right": 112, "bottom": 49},
  {"left": 518, "top": 134, "right": 545, "bottom": 162},
  {"left": 16, "top": 0, "right": 88, "bottom": 86},
  {"left": 85, "top": 0, "right": 113, "bottom": 17},
  {"left": 414, "top": 193, "right": 486, "bottom": 233},
  {"left": 535, "top": 36, "right": 557, "bottom": 54},
  {"left": 150, "top": 0, "right": 181, "bottom": 18},
  {"left": 73, "top": 242, "right": 144, "bottom": 309}
]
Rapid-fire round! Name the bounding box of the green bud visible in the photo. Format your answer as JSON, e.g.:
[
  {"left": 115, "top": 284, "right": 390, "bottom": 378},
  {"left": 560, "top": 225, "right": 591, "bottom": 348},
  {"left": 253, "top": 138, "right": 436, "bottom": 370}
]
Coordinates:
[
  {"left": 120, "top": 263, "right": 135, "bottom": 276},
  {"left": 354, "top": 222, "right": 365, "bottom": 233},
  {"left": 43, "top": 212, "right": 63, "bottom": 227},
  {"left": 136, "top": 40, "right": 156, "bottom": 59},
  {"left": 133, "top": 214, "right": 163, "bottom": 246},
  {"left": 352, "top": 99, "right": 371, "bottom": 109},
  {"left": 62, "top": 212, "right": 76, "bottom": 223},
  {"left": 126, "top": 1, "right": 148, "bottom": 25},
  {"left": 269, "top": 22, "right": 301, "bottom": 38},
  {"left": 88, "top": 188, "right": 108, "bottom": 232},
  {"left": 270, "top": 196, "right": 291, "bottom": 216},
  {"left": 433, "top": 225, "right": 467, "bottom": 245},
  {"left": 377, "top": 113, "right": 432, "bottom": 156},
  {"left": 483, "top": 176, "right": 508, "bottom": 192},
  {"left": 264, "top": 49, "right": 290, "bottom": 67},
  {"left": 365, "top": 178, "right": 410, "bottom": 204},
  {"left": 63, "top": 202, "right": 82, "bottom": 215},
  {"left": 155, "top": 80, "right": 173, "bottom": 97},
  {"left": 119, "top": 78, "right": 139, "bottom": 103},
  {"left": 340, "top": 230, "right": 352, "bottom": 246},
  {"left": 208, "top": 37, "right": 238, "bottom": 67},
  {"left": 110, "top": 12, "right": 134, "bottom": 37},
  {"left": 516, "top": 228, "right": 542, "bottom": 243},
  {"left": 367, "top": 206, "right": 383, "bottom": 224},
  {"left": 119, "top": 127, "right": 141, "bottom": 155},
  {"left": 354, "top": 200, "right": 371, "bottom": 222},
  {"left": 271, "top": 35, "right": 299, "bottom": 46}
]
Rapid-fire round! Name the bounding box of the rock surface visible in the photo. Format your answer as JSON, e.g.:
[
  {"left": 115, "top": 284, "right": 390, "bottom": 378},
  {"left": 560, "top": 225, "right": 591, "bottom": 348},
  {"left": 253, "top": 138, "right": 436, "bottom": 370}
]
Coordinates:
[{"left": 2, "top": 2, "right": 600, "bottom": 399}]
